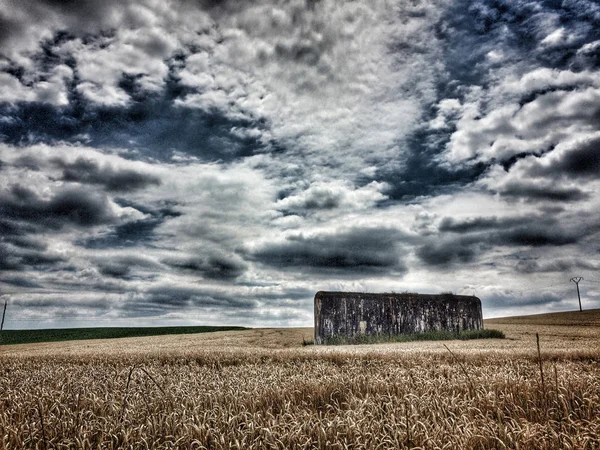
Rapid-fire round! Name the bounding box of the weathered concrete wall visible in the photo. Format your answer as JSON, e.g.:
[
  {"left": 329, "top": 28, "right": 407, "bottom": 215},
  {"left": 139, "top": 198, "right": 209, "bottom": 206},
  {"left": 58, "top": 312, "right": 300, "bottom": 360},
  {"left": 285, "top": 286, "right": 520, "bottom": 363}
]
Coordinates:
[{"left": 314, "top": 291, "right": 483, "bottom": 345}]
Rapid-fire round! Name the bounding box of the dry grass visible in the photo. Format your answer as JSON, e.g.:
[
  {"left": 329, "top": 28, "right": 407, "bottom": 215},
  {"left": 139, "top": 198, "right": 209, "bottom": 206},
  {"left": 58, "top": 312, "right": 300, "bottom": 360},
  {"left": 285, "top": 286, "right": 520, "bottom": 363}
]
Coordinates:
[
  {"left": 1, "top": 310, "right": 599, "bottom": 449},
  {"left": 486, "top": 308, "right": 600, "bottom": 327}
]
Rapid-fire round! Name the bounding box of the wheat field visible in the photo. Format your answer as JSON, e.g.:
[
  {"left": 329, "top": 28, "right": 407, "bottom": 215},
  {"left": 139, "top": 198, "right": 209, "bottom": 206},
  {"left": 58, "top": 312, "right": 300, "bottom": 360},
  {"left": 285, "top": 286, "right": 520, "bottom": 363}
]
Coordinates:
[{"left": 1, "top": 310, "right": 599, "bottom": 449}]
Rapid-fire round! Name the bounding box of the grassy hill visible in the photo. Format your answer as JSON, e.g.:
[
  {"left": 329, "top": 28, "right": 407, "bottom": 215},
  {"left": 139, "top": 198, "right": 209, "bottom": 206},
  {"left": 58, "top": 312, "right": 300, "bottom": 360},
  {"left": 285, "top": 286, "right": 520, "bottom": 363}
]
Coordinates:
[
  {"left": 0, "top": 325, "right": 247, "bottom": 346},
  {"left": 485, "top": 308, "right": 600, "bottom": 326}
]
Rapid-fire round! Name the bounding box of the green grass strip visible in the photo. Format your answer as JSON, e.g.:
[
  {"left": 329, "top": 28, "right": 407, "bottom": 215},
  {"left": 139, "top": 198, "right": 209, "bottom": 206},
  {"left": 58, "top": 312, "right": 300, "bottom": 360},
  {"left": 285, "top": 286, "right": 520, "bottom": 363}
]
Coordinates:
[
  {"left": 0, "top": 325, "right": 248, "bottom": 346},
  {"left": 322, "top": 328, "right": 505, "bottom": 345}
]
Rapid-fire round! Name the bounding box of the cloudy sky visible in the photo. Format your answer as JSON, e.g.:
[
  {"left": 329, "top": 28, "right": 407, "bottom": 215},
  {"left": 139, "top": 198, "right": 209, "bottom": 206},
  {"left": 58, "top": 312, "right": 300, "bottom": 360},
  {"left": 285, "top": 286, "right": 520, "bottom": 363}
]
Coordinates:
[{"left": 1, "top": 0, "right": 599, "bottom": 329}]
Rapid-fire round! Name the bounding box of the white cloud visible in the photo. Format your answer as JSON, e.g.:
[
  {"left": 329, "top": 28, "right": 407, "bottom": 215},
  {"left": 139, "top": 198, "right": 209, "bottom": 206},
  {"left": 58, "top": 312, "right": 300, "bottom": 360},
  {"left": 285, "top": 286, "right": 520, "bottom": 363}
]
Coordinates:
[
  {"left": 445, "top": 81, "right": 600, "bottom": 163},
  {"left": 0, "top": 65, "right": 72, "bottom": 105},
  {"left": 275, "top": 180, "right": 388, "bottom": 212},
  {"left": 3, "top": 0, "right": 600, "bottom": 325},
  {"left": 173, "top": 0, "right": 446, "bottom": 177},
  {"left": 500, "top": 68, "right": 600, "bottom": 95},
  {"left": 429, "top": 98, "right": 462, "bottom": 130},
  {"left": 64, "top": 30, "right": 174, "bottom": 105},
  {"left": 486, "top": 49, "right": 505, "bottom": 63},
  {"left": 540, "top": 27, "right": 567, "bottom": 47}
]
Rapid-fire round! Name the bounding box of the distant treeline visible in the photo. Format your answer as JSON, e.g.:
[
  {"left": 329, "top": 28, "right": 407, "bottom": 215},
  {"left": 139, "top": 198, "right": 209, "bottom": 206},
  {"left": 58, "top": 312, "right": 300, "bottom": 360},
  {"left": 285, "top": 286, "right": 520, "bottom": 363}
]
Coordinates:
[{"left": 0, "top": 325, "right": 248, "bottom": 346}]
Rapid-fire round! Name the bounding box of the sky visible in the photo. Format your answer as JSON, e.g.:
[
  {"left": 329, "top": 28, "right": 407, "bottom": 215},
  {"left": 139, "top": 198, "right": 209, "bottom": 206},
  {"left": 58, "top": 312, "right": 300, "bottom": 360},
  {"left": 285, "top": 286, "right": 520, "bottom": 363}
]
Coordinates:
[{"left": 1, "top": 0, "right": 599, "bottom": 329}]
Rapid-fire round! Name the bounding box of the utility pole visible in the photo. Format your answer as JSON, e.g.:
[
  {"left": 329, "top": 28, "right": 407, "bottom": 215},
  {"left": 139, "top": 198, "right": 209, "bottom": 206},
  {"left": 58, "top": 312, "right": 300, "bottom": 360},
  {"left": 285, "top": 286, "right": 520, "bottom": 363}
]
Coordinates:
[
  {"left": 570, "top": 277, "right": 583, "bottom": 312},
  {"left": 0, "top": 298, "right": 7, "bottom": 331}
]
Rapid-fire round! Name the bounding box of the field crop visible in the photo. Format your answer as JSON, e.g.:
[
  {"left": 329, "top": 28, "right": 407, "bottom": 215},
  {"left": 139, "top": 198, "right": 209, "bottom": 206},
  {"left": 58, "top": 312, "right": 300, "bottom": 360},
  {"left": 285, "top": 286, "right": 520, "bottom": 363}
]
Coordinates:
[{"left": 1, "top": 311, "right": 599, "bottom": 449}]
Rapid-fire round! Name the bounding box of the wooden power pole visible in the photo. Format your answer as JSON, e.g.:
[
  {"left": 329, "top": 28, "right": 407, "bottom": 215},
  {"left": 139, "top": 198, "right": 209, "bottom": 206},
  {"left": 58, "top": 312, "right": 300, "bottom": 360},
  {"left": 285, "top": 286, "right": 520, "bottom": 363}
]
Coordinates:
[{"left": 570, "top": 277, "right": 583, "bottom": 312}]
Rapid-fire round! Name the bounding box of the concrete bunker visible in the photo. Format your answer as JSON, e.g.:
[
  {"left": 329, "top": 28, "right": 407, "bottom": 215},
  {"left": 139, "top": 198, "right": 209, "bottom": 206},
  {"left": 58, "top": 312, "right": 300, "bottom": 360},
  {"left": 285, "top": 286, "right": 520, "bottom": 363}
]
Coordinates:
[{"left": 314, "top": 291, "right": 483, "bottom": 345}]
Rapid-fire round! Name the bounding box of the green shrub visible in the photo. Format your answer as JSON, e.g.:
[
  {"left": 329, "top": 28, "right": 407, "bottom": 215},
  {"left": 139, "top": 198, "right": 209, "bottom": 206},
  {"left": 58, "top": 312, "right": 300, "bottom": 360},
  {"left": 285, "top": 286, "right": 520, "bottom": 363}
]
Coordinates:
[{"left": 323, "top": 328, "right": 505, "bottom": 345}]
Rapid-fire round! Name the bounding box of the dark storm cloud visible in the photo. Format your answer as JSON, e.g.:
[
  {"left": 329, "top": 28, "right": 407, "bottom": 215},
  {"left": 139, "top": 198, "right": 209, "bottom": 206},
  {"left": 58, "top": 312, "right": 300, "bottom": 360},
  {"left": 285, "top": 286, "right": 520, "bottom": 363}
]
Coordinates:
[
  {"left": 0, "top": 98, "right": 267, "bottom": 163},
  {"left": 8, "top": 297, "right": 112, "bottom": 318},
  {"left": 3, "top": 235, "right": 48, "bottom": 251},
  {"left": 0, "top": 232, "right": 58, "bottom": 273},
  {"left": 12, "top": 155, "right": 42, "bottom": 170},
  {"left": 498, "top": 226, "right": 579, "bottom": 247},
  {"left": 416, "top": 237, "right": 479, "bottom": 267},
  {"left": 516, "top": 257, "right": 598, "bottom": 274},
  {"left": 82, "top": 218, "right": 163, "bottom": 249},
  {"left": 375, "top": 125, "right": 489, "bottom": 202},
  {"left": 418, "top": 214, "right": 588, "bottom": 267},
  {"left": 0, "top": 218, "right": 38, "bottom": 238},
  {"left": 80, "top": 201, "right": 180, "bottom": 248},
  {"left": 0, "top": 276, "right": 43, "bottom": 288},
  {"left": 51, "top": 156, "right": 161, "bottom": 191},
  {"left": 34, "top": 0, "right": 121, "bottom": 18},
  {"left": 122, "top": 283, "right": 313, "bottom": 319},
  {"left": 95, "top": 254, "right": 161, "bottom": 279},
  {"left": 438, "top": 215, "right": 580, "bottom": 246},
  {"left": 97, "top": 263, "right": 131, "bottom": 278},
  {"left": 439, "top": 216, "right": 522, "bottom": 233},
  {"left": 0, "top": 13, "right": 20, "bottom": 49},
  {"left": 141, "top": 285, "right": 258, "bottom": 310},
  {"left": 165, "top": 253, "right": 247, "bottom": 280},
  {"left": 251, "top": 227, "right": 407, "bottom": 274},
  {"left": 483, "top": 290, "right": 563, "bottom": 310},
  {"left": 496, "top": 180, "right": 588, "bottom": 202},
  {"left": 442, "top": 0, "right": 600, "bottom": 82},
  {"left": 0, "top": 242, "right": 65, "bottom": 271},
  {"left": 0, "top": 184, "right": 116, "bottom": 229},
  {"left": 528, "top": 136, "right": 600, "bottom": 179}
]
